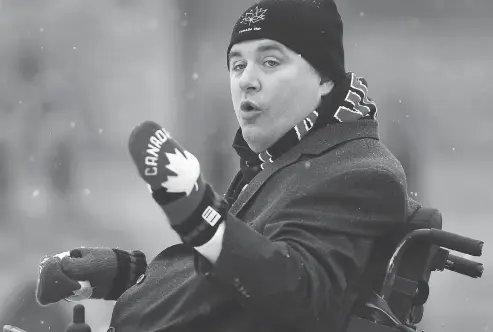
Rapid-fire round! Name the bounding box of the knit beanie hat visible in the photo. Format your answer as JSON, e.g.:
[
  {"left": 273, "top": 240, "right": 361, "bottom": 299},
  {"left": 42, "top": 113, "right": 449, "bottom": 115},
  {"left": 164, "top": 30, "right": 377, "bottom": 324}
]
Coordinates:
[{"left": 227, "top": 0, "right": 345, "bottom": 82}]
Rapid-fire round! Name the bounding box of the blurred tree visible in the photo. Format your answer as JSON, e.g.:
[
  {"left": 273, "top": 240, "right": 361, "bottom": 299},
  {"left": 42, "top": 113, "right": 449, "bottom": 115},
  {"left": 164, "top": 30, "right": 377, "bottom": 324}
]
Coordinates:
[
  {"left": 17, "top": 48, "right": 40, "bottom": 82},
  {"left": 0, "top": 141, "right": 11, "bottom": 217},
  {"left": 48, "top": 139, "right": 74, "bottom": 198}
]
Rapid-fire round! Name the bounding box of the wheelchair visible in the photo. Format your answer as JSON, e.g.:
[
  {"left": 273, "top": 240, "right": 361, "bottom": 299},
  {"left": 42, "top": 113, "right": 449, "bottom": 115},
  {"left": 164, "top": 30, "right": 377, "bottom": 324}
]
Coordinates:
[
  {"left": 345, "top": 206, "right": 485, "bottom": 332},
  {"left": 55, "top": 206, "right": 484, "bottom": 332}
]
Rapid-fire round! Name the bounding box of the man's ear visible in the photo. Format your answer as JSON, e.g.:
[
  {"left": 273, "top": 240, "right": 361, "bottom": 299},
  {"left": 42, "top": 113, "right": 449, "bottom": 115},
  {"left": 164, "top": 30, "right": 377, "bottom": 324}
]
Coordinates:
[{"left": 320, "top": 76, "right": 334, "bottom": 97}]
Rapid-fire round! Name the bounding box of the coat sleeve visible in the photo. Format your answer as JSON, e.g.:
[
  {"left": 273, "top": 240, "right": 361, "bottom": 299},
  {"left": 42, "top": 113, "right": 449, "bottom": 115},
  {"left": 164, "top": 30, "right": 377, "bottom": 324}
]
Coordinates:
[{"left": 194, "top": 167, "right": 408, "bottom": 330}]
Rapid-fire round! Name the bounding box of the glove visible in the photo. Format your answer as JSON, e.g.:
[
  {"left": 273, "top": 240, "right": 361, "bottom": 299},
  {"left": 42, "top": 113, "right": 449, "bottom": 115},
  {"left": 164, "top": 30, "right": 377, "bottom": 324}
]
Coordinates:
[
  {"left": 128, "top": 121, "right": 228, "bottom": 247},
  {"left": 36, "top": 247, "right": 146, "bottom": 306}
]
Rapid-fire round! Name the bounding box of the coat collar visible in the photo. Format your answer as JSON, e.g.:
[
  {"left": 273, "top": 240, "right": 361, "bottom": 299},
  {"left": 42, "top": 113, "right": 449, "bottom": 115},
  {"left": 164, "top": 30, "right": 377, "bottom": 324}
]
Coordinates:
[{"left": 228, "top": 119, "right": 380, "bottom": 216}]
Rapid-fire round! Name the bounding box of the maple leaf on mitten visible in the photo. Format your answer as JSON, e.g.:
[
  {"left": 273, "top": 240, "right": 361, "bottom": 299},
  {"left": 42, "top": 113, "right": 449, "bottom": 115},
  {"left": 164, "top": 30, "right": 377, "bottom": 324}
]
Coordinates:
[{"left": 161, "top": 148, "right": 200, "bottom": 196}]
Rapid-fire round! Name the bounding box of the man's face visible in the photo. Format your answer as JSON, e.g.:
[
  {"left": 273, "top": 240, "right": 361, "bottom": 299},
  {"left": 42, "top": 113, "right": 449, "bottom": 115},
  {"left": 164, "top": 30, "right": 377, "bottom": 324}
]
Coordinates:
[{"left": 228, "top": 39, "right": 332, "bottom": 153}]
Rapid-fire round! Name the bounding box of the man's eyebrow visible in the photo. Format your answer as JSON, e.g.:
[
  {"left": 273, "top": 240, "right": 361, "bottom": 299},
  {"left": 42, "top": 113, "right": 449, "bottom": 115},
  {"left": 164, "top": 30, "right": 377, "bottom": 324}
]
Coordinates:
[
  {"left": 228, "top": 50, "right": 242, "bottom": 62},
  {"left": 228, "top": 44, "right": 286, "bottom": 63}
]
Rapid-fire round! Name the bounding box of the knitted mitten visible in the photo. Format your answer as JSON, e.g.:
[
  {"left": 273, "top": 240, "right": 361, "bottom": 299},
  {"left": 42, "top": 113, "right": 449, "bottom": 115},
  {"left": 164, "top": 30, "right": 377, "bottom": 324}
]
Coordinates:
[{"left": 36, "top": 247, "right": 146, "bottom": 305}]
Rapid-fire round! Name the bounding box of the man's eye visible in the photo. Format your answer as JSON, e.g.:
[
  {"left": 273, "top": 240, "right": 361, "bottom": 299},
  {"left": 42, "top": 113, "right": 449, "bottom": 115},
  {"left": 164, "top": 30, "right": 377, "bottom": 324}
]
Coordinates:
[
  {"left": 264, "top": 60, "right": 280, "bottom": 68},
  {"left": 232, "top": 63, "right": 246, "bottom": 71}
]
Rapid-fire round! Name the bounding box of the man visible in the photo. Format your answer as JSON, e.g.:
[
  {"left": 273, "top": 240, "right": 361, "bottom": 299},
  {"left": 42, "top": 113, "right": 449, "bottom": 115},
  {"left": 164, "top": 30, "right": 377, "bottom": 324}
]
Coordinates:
[{"left": 33, "top": 0, "right": 414, "bottom": 331}]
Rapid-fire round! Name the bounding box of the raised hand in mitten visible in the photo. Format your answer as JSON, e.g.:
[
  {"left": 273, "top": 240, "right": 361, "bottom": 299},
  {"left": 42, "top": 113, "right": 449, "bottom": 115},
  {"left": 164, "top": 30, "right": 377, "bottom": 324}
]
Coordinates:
[
  {"left": 128, "top": 121, "right": 228, "bottom": 247},
  {"left": 36, "top": 247, "right": 146, "bottom": 306}
]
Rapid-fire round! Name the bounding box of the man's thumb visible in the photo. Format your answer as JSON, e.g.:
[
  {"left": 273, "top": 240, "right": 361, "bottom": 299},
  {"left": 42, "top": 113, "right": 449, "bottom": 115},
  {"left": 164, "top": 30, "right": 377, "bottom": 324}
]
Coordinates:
[{"left": 60, "top": 256, "right": 91, "bottom": 280}]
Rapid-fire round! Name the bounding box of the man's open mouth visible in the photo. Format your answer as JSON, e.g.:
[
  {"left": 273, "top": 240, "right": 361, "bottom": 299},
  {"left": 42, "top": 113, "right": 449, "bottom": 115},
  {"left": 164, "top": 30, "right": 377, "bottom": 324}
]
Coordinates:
[{"left": 240, "top": 101, "right": 261, "bottom": 112}]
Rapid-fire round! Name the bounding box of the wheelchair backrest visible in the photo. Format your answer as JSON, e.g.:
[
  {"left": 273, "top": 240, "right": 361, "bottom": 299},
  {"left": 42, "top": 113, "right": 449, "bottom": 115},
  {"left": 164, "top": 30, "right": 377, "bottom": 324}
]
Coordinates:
[{"left": 352, "top": 203, "right": 443, "bottom": 325}]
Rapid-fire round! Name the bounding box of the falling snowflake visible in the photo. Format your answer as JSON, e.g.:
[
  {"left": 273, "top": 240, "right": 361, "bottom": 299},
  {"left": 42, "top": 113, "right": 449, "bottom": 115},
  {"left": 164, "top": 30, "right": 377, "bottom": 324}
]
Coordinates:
[
  {"left": 72, "top": 46, "right": 77, "bottom": 50},
  {"left": 98, "top": 128, "right": 103, "bottom": 134},
  {"left": 40, "top": 27, "right": 44, "bottom": 32},
  {"left": 359, "top": 12, "right": 365, "bottom": 17},
  {"left": 241, "top": 6, "right": 268, "bottom": 26},
  {"left": 192, "top": 73, "right": 199, "bottom": 80},
  {"left": 70, "top": 121, "right": 76, "bottom": 128},
  {"left": 82, "top": 188, "right": 91, "bottom": 196},
  {"left": 32, "top": 190, "right": 40, "bottom": 197}
]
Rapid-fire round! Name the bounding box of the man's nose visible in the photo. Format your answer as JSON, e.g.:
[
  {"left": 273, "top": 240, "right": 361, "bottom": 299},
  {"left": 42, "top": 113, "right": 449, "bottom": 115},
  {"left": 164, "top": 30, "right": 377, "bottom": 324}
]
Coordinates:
[{"left": 238, "top": 65, "right": 260, "bottom": 92}]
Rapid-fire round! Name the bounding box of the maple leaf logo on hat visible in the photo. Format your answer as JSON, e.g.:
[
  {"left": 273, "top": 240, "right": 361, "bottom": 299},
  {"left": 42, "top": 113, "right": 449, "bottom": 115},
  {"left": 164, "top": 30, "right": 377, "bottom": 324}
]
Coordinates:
[{"left": 240, "top": 6, "right": 268, "bottom": 26}]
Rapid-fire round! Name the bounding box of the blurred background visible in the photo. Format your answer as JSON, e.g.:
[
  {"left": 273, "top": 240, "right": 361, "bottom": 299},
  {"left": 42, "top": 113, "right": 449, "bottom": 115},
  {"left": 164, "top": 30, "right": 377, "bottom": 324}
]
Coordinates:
[{"left": 0, "top": 0, "right": 491, "bottom": 331}]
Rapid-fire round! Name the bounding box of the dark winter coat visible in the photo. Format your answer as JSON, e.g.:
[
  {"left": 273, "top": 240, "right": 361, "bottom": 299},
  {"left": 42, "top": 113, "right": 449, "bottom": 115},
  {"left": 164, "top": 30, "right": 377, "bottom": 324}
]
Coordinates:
[{"left": 107, "top": 119, "right": 411, "bottom": 332}]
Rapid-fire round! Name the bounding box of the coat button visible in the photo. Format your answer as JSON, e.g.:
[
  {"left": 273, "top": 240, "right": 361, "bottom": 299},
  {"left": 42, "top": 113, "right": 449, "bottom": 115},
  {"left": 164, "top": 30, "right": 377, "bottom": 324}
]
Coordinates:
[
  {"left": 107, "top": 327, "right": 115, "bottom": 332},
  {"left": 136, "top": 273, "right": 146, "bottom": 285}
]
